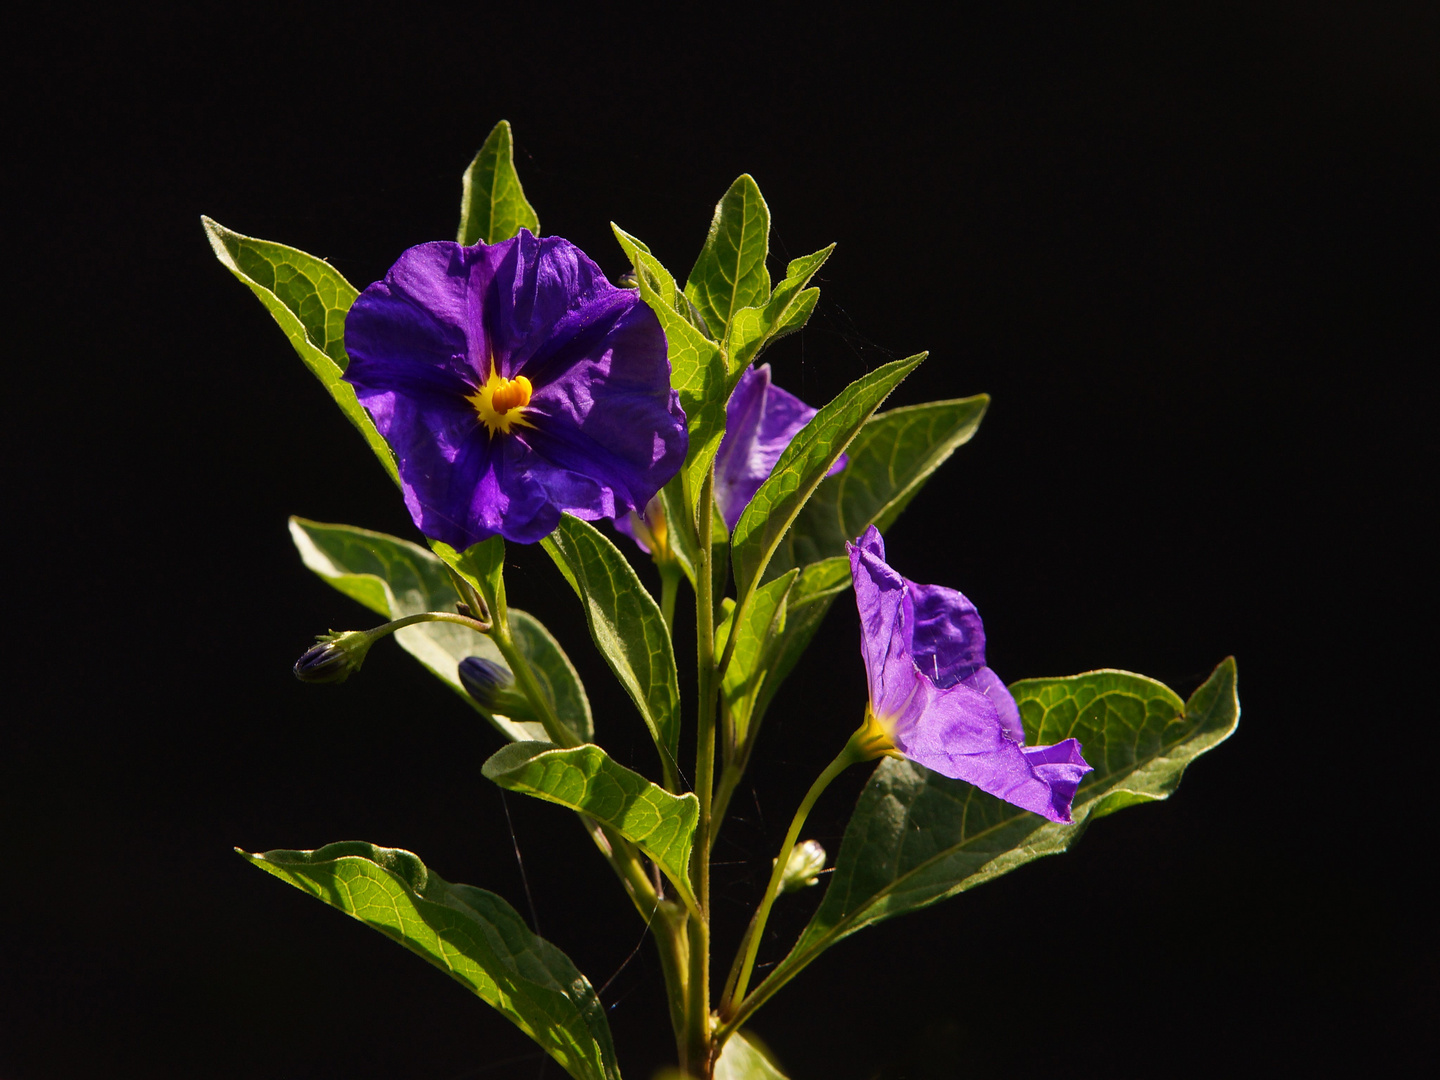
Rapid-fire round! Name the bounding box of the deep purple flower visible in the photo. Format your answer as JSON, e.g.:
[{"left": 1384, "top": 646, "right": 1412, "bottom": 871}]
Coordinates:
[
  {"left": 713, "top": 364, "right": 846, "bottom": 531},
  {"left": 848, "top": 526, "right": 1091, "bottom": 822},
  {"left": 343, "top": 231, "right": 687, "bottom": 547}
]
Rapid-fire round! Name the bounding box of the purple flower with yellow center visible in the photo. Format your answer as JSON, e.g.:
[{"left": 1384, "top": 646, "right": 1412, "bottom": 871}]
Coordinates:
[
  {"left": 848, "top": 525, "right": 1091, "bottom": 822},
  {"left": 343, "top": 231, "right": 687, "bottom": 547}
]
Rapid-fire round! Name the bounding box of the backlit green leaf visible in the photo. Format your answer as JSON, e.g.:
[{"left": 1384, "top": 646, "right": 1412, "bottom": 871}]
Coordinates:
[
  {"left": 715, "top": 1030, "right": 789, "bottom": 1079},
  {"left": 732, "top": 354, "right": 925, "bottom": 598},
  {"left": 685, "top": 175, "right": 771, "bottom": 341},
  {"left": 458, "top": 120, "right": 540, "bottom": 245},
  {"left": 203, "top": 218, "right": 398, "bottom": 483},
  {"left": 716, "top": 570, "right": 799, "bottom": 749},
  {"left": 727, "top": 245, "right": 833, "bottom": 375},
  {"left": 240, "top": 842, "right": 619, "bottom": 1080},
  {"left": 290, "top": 518, "right": 590, "bottom": 742},
  {"left": 541, "top": 515, "right": 681, "bottom": 784},
  {"left": 744, "top": 660, "right": 1240, "bottom": 1019},
  {"left": 612, "top": 224, "right": 728, "bottom": 504},
  {"left": 483, "top": 743, "right": 699, "bottom": 909}
]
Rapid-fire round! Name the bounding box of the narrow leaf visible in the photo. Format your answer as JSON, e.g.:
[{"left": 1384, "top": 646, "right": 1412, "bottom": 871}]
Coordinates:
[
  {"left": 774, "top": 396, "right": 989, "bottom": 574},
  {"left": 753, "top": 660, "right": 1240, "bottom": 1008},
  {"left": 612, "top": 224, "right": 728, "bottom": 501},
  {"left": 541, "top": 515, "right": 681, "bottom": 782},
  {"left": 732, "top": 354, "right": 925, "bottom": 598},
  {"left": 290, "top": 518, "right": 591, "bottom": 742},
  {"left": 458, "top": 120, "right": 540, "bottom": 246},
  {"left": 728, "top": 245, "right": 834, "bottom": 374},
  {"left": 240, "top": 842, "right": 619, "bottom": 1080},
  {"left": 484, "top": 743, "right": 699, "bottom": 909},
  {"left": 717, "top": 569, "right": 799, "bottom": 748},
  {"left": 203, "top": 217, "right": 398, "bottom": 482},
  {"left": 685, "top": 175, "right": 771, "bottom": 340}
]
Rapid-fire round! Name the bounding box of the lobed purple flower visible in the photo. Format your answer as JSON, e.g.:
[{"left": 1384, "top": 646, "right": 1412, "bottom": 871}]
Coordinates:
[
  {"left": 343, "top": 231, "right": 687, "bottom": 548},
  {"left": 848, "top": 525, "right": 1091, "bottom": 822}
]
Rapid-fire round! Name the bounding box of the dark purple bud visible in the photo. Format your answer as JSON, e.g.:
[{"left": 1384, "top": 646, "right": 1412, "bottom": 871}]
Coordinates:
[
  {"left": 458, "top": 657, "right": 537, "bottom": 720},
  {"left": 293, "top": 631, "right": 373, "bottom": 684}
]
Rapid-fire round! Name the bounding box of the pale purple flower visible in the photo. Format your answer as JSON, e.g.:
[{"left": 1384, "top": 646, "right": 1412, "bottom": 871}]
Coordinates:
[
  {"left": 343, "top": 231, "right": 687, "bottom": 548},
  {"left": 848, "top": 526, "right": 1091, "bottom": 822}
]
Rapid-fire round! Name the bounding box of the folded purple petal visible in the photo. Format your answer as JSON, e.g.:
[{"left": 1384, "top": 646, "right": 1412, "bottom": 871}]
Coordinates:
[
  {"left": 847, "top": 525, "right": 1092, "bottom": 823},
  {"left": 344, "top": 232, "right": 687, "bottom": 547},
  {"left": 714, "top": 364, "right": 847, "bottom": 531}
]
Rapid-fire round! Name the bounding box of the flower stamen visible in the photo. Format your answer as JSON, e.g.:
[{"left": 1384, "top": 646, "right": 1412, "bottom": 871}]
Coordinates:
[{"left": 467, "top": 362, "right": 535, "bottom": 436}]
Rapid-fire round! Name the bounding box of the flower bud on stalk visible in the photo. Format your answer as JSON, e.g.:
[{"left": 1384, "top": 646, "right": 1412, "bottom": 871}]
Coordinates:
[
  {"left": 458, "top": 657, "right": 540, "bottom": 721},
  {"left": 293, "top": 630, "right": 375, "bottom": 684},
  {"left": 779, "top": 839, "right": 827, "bottom": 894}
]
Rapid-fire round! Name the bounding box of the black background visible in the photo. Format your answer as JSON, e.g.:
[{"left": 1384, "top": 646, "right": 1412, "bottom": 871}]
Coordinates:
[{"left": 5, "top": 4, "right": 1434, "bottom": 1078}]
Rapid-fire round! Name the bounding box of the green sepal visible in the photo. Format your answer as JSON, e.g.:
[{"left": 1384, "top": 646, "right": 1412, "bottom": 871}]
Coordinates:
[
  {"left": 483, "top": 742, "right": 700, "bottom": 910},
  {"left": 239, "top": 842, "right": 619, "bottom": 1080},
  {"left": 290, "top": 518, "right": 591, "bottom": 743},
  {"left": 540, "top": 515, "right": 682, "bottom": 786},
  {"left": 772, "top": 395, "right": 989, "bottom": 575},
  {"left": 684, "top": 174, "right": 772, "bottom": 342},
  {"left": 732, "top": 354, "right": 925, "bottom": 598},
  {"left": 458, "top": 119, "right": 540, "bottom": 245},
  {"left": 202, "top": 218, "right": 398, "bottom": 483},
  {"left": 754, "top": 659, "right": 1240, "bottom": 1008}
]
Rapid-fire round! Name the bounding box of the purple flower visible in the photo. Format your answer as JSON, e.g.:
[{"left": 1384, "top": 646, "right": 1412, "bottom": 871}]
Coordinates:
[
  {"left": 714, "top": 364, "right": 846, "bottom": 531},
  {"left": 343, "top": 231, "right": 687, "bottom": 547},
  {"left": 848, "top": 526, "right": 1091, "bottom": 823}
]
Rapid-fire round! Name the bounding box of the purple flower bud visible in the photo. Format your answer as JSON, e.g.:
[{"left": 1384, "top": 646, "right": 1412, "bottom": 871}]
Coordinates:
[
  {"left": 458, "top": 657, "right": 537, "bottom": 720},
  {"left": 293, "top": 631, "right": 373, "bottom": 684}
]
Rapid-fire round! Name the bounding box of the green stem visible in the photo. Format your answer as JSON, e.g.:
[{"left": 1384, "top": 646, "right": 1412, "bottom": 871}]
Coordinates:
[
  {"left": 685, "top": 467, "right": 718, "bottom": 1076},
  {"left": 375, "top": 609, "right": 492, "bottom": 636},
  {"left": 659, "top": 561, "right": 681, "bottom": 634},
  {"left": 719, "top": 730, "right": 870, "bottom": 1020}
]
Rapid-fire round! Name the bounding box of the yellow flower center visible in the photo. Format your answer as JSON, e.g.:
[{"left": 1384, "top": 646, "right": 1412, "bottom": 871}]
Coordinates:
[
  {"left": 466, "top": 364, "right": 535, "bottom": 436},
  {"left": 853, "top": 706, "right": 904, "bottom": 760}
]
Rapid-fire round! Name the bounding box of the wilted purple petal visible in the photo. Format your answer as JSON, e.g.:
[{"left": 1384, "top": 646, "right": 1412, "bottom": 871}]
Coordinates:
[
  {"left": 344, "top": 232, "right": 687, "bottom": 547},
  {"left": 847, "top": 525, "right": 1092, "bottom": 823}
]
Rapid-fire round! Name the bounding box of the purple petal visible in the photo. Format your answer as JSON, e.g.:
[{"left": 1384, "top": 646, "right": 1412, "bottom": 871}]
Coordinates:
[
  {"left": 848, "top": 526, "right": 915, "bottom": 715},
  {"left": 893, "top": 673, "right": 1089, "bottom": 823},
  {"left": 715, "top": 364, "right": 844, "bottom": 530},
  {"left": 908, "top": 581, "right": 989, "bottom": 687},
  {"left": 960, "top": 664, "right": 1025, "bottom": 744}
]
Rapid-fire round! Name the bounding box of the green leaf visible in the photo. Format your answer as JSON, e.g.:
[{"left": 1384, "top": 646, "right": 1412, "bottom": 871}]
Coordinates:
[
  {"left": 612, "top": 225, "right": 729, "bottom": 511},
  {"left": 736, "top": 557, "right": 852, "bottom": 744},
  {"left": 732, "top": 354, "right": 925, "bottom": 598},
  {"left": 753, "top": 660, "right": 1240, "bottom": 1010},
  {"left": 483, "top": 743, "right": 699, "bottom": 909},
  {"left": 773, "top": 396, "right": 989, "bottom": 574},
  {"left": 715, "top": 1030, "right": 789, "bottom": 1079},
  {"left": 432, "top": 535, "right": 509, "bottom": 623},
  {"left": 727, "top": 245, "right": 833, "bottom": 375},
  {"left": 290, "top": 518, "right": 591, "bottom": 742},
  {"left": 203, "top": 218, "right": 398, "bottom": 483},
  {"left": 240, "top": 842, "right": 619, "bottom": 1080},
  {"left": 541, "top": 515, "right": 681, "bottom": 783},
  {"left": 458, "top": 120, "right": 540, "bottom": 245},
  {"left": 717, "top": 570, "right": 799, "bottom": 748},
  {"left": 685, "top": 175, "right": 772, "bottom": 341}
]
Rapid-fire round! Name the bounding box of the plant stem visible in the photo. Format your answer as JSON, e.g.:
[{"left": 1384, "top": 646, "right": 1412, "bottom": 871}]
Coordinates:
[
  {"left": 659, "top": 561, "right": 681, "bottom": 634},
  {"left": 685, "top": 467, "right": 718, "bottom": 1076},
  {"left": 719, "top": 730, "right": 869, "bottom": 1020}
]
